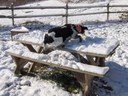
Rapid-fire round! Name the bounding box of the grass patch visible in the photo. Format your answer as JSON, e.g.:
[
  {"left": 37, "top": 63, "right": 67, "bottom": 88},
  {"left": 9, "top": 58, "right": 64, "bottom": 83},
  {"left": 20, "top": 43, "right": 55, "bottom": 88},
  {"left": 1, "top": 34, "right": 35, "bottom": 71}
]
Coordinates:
[{"left": 38, "top": 69, "right": 82, "bottom": 94}]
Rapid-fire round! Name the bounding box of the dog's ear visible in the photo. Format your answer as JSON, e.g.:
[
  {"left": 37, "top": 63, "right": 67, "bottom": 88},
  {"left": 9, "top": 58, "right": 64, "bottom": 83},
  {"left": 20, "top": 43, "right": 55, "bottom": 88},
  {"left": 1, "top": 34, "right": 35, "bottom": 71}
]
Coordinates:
[
  {"left": 45, "top": 34, "right": 49, "bottom": 38},
  {"left": 82, "top": 26, "right": 88, "bottom": 30},
  {"left": 44, "top": 34, "right": 54, "bottom": 44},
  {"left": 79, "top": 26, "right": 88, "bottom": 34}
]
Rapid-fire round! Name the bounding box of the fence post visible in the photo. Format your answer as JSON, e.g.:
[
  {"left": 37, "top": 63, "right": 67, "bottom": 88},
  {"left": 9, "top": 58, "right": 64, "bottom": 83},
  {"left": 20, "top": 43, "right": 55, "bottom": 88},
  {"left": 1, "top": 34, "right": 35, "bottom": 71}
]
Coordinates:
[
  {"left": 107, "top": 3, "right": 110, "bottom": 21},
  {"left": 11, "top": 3, "right": 15, "bottom": 26},
  {"left": 65, "top": 2, "right": 68, "bottom": 24}
]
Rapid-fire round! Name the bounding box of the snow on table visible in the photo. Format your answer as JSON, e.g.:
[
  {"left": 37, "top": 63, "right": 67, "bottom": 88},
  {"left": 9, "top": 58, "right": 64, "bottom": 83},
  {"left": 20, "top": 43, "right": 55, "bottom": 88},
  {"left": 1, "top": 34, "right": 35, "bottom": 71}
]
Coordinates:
[
  {"left": 6, "top": 44, "right": 109, "bottom": 76},
  {"left": 14, "top": 31, "right": 119, "bottom": 57},
  {"left": 11, "top": 26, "right": 29, "bottom": 32},
  {"left": 65, "top": 36, "right": 119, "bottom": 56},
  {"left": 14, "top": 31, "right": 46, "bottom": 45}
]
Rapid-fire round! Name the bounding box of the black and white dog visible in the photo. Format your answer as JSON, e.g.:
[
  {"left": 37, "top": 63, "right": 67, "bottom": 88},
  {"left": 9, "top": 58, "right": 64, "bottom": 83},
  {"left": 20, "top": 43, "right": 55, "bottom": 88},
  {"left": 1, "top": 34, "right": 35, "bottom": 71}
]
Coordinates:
[{"left": 43, "top": 24, "right": 88, "bottom": 48}]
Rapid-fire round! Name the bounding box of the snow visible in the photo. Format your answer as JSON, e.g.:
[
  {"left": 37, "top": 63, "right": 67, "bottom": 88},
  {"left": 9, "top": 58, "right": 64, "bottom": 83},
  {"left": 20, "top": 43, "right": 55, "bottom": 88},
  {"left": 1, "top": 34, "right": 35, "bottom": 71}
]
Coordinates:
[
  {"left": 66, "top": 37, "right": 119, "bottom": 55},
  {"left": 6, "top": 45, "right": 109, "bottom": 76},
  {"left": 0, "top": 0, "right": 128, "bottom": 96},
  {"left": 11, "top": 26, "right": 29, "bottom": 32},
  {"left": 14, "top": 30, "right": 119, "bottom": 55},
  {"left": 14, "top": 31, "right": 45, "bottom": 45},
  {"left": 1, "top": 0, "right": 128, "bottom": 26}
]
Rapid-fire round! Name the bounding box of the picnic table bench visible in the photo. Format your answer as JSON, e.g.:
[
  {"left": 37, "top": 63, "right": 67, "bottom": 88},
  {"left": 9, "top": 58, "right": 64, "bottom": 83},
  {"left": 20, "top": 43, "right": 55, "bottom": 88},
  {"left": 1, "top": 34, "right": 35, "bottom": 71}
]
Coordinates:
[{"left": 7, "top": 32, "right": 119, "bottom": 96}]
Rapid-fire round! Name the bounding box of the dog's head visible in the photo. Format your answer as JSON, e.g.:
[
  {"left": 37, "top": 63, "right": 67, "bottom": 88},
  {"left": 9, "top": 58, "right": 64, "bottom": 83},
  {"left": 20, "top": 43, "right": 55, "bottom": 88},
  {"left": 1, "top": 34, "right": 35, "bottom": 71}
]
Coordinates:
[
  {"left": 43, "top": 33, "right": 63, "bottom": 48},
  {"left": 75, "top": 24, "right": 88, "bottom": 34}
]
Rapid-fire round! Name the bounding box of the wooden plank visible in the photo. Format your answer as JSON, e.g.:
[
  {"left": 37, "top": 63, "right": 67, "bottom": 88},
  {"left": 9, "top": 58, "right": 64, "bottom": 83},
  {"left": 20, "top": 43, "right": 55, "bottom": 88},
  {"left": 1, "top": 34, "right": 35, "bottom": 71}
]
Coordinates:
[
  {"left": 11, "top": 31, "right": 29, "bottom": 41},
  {"left": 13, "top": 39, "right": 43, "bottom": 46},
  {"left": 13, "top": 6, "right": 66, "bottom": 10},
  {"left": 13, "top": 14, "right": 65, "bottom": 18},
  {"left": 0, "top": 6, "right": 10, "bottom": 10},
  {"left": 14, "top": 38, "right": 119, "bottom": 58},
  {"left": 83, "top": 74, "right": 94, "bottom": 96},
  {"left": 73, "top": 72, "right": 93, "bottom": 95},
  {"left": 109, "top": 5, "right": 128, "bottom": 7},
  {"left": 107, "top": 43, "right": 119, "bottom": 56},
  {"left": 7, "top": 51, "right": 109, "bottom": 77},
  {"left": 68, "top": 5, "right": 107, "bottom": 9},
  {"left": 1, "top": 5, "right": 128, "bottom": 10},
  {"left": 109, "top": 11, "right": 128, "bottom": 13},
  {"left": 11, "top": 56, "right": 28, "bottom": 75},
  {"left": 59, "top": 42, "right": 119, "bottom": 57},
  {"left": 13, "top": 39, "right": 44, "bottom": 53},
  {"left": 68, "top": 12, "right": 107, "bottom": 16},
  {"left": 0, "top": 15, "right": 11, "bottom": 18},
  {"left": 58, "top": 47, "right": 108, "bottom": 57}
]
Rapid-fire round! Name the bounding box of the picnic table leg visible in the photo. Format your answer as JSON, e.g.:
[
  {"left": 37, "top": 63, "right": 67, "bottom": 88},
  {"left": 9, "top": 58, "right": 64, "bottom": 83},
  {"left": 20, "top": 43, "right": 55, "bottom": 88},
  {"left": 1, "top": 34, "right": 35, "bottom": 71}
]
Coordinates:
[
  {"left": 74, "top": 72, "right": 94, "bottom": 96},
  {"left": 27, "top": 47, "right": 53, "bottom": 73},
  {"left": 27, "top": 62, "right": 40, "bottom": 73},
  {"left": 37, "top": 47, "right": 44, "bottom": 53},
  {"left": 27, "top": 63, "right": 35, "bottom": 73},
  {"left": 22, "top": 43, "right": 37, "bottom": 52},
  {"left": 86, "top": 55, "right": 105, "bottom": 66},
  {"left": 95, "top": 57, "right": 105, "bottom": 66},
  {"left": 86, "top": 55, "right": 99, "bottom": 66},
  {"left": 70, "top": 52, "right": 89, "bottom": 64},
  {"left": 11, "top": 56, "right": 28, "bottom": 75},
  {"left": 99, "top": 57, "right": 105, "bottom": 67}
]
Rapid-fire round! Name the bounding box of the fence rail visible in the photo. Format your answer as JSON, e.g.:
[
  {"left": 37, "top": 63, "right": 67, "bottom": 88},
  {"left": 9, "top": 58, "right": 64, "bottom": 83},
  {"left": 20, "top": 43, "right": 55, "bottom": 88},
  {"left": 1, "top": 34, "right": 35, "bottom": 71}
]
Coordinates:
[
  {"left": 0, "top": 3, "right": 128, "bottom": 26},
  {"left": 13, "top": 6, "right": 66, "bottom": 9}
]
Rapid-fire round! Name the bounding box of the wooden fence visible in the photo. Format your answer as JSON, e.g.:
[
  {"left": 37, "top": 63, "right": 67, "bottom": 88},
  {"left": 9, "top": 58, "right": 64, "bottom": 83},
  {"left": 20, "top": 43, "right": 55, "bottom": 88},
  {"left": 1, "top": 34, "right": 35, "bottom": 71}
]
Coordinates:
[{"left": 0, "top": 3, "right": 128, "bottom": 26}]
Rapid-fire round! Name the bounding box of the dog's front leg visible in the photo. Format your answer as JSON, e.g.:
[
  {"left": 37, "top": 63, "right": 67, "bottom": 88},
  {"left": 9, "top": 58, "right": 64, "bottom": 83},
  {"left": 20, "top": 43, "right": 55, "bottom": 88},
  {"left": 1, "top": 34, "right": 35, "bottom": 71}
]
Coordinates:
[
  {"left": 56, "top": 36, "right": 71, "bottom": 48},
  {"left": 64, "top": 36, "right": 72, "bottom": 44},
  {"left": 75, "top": 35, "right": 82, "bottom": 42}
]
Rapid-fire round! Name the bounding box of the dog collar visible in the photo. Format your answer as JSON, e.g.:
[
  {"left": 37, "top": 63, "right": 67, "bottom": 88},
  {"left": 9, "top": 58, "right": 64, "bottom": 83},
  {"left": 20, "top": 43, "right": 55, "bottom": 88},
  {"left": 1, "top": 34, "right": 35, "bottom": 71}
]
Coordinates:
[{"left": 75, "top": 24, "right": 81, "bottom": 33}]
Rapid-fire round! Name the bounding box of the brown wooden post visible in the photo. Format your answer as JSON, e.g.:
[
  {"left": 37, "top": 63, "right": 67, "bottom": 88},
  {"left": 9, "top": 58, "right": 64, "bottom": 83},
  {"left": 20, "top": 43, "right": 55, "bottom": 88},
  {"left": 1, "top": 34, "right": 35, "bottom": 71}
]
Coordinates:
[
  {"left": 107, "top": 3, "right": 110, "bottom": 21},
  {"left": 11, "top": 56, "right": 27, "bottom": 75},
  {"left": 11, "top": 3, "right": 15, "bottom": 26},
  {"left": 65, "top": 2, "right": 68, "bottom": 24},
  {"left": 74, "top": 72, "right": 94, "bottom": 96}
]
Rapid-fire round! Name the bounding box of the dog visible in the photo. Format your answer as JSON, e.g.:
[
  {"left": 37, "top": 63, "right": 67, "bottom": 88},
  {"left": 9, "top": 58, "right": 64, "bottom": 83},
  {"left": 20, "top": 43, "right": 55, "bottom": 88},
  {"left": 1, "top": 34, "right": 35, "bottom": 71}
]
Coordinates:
[{"left": 43, "top": 24, "right": 88, "bottom": 48}]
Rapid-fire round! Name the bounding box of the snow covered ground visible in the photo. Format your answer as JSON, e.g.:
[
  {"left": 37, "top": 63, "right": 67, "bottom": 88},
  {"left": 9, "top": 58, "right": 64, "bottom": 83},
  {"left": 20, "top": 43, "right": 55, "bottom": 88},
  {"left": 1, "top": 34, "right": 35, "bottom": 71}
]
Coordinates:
[{"left": 0, "top": 0, "right": 128, "bottom": 96}]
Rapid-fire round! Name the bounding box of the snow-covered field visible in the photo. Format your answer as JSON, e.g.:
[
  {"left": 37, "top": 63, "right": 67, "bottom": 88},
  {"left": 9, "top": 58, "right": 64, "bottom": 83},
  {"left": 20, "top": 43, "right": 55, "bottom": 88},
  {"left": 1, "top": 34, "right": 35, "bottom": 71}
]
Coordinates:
[{"left": 0, "top": 0, "right": 128, "bottom": 96}]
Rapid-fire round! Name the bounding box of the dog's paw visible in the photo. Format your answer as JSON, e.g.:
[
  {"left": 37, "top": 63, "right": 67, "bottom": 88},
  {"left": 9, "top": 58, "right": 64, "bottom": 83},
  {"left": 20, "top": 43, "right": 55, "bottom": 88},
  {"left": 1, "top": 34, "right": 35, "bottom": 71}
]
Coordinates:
[{"left": 78, "top": 34, "right": 86, "bottom": 39}]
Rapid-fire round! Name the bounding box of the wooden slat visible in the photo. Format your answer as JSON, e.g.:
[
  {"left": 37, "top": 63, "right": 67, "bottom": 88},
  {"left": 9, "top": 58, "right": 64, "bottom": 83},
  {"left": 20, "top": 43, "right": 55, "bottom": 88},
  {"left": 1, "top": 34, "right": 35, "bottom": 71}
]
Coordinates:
[
  {"left": 58, "top": 47, "right": 108, "bottom": 57},
  {"left": 1, "top": 5, "right": 128, "bottom": 10},
  {"left": 7, "top": 51, "right": 109, "bottom": 77},
  {"left": 13, "top": 39, "right": 43, "bottom": 46},
  {"left": 14, "top": 38, "right": 119, "bottom": 58},
  {"left": 68, "top": 12, "right": 107, "bottom": 16},
  {"left": 59, "top": 42, "right": 119, "bottom": 58},
  {"left": 13, "top": 14, "right": 65, "bottom": 18},
  {"left": 108, "top": 43, "right": 119, "bottom": 56},
  {"left": 13, "top": 6, "right": 66, "bottom": 10}
]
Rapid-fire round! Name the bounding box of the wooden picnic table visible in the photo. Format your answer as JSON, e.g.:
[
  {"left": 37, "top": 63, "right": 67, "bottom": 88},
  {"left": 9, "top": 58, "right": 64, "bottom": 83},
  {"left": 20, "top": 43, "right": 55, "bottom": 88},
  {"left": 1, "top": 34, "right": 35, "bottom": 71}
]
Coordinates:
[
  {"left": 9, "top": 32, "right": 119, "bottom": 96},
  {"left": 13, "top": 33, "right": 119, "bottom": 67}
]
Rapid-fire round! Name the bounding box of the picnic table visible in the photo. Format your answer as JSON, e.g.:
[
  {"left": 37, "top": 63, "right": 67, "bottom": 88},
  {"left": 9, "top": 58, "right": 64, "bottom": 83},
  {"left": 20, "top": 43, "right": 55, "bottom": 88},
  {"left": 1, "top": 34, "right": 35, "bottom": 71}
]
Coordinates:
[
  {"left": 7, "top": 32, "right": 119, "bottom": 96},
  {"left": 11, "top": 26, "right": 29, "bottom": 40}
]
